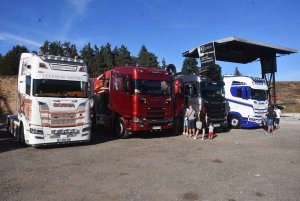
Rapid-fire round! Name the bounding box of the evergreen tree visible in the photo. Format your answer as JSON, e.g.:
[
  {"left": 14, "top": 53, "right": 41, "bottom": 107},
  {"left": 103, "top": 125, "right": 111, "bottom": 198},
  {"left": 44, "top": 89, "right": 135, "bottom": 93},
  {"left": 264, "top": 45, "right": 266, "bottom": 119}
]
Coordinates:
[
  {"left": 114, "top": 45, "right": 132, "bottom": 66},
  {"left": 0, "top": 45, "right": 29, "bottom": 75},
  {"left": 137, "top": 45, "right": 159, "bottom": 67},
  {"left": 234, "top": 67, "right": 242, "bottom": 76},
  {"left": 80, "top": 42, "right": 95, "bottom": 76},
  {"left": 40, "top": 40, "right": 50, "bottom": 54},
  {"left": 181, "top": 57, "right": 198, "bottom": 73}
]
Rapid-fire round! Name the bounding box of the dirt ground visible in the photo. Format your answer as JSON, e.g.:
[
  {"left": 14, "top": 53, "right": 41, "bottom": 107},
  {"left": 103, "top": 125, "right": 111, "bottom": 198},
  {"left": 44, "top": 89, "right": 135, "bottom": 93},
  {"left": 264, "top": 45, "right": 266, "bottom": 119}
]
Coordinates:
[{"left": 0, "top": 114, "right": 299, "bottom": 201}]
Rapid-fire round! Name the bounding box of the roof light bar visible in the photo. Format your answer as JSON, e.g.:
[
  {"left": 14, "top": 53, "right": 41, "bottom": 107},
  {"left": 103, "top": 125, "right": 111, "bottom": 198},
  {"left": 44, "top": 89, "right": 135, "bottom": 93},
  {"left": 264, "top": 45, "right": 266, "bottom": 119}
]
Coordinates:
[{"left": 40, "top": 55, "right": 85, "bottom": 64}]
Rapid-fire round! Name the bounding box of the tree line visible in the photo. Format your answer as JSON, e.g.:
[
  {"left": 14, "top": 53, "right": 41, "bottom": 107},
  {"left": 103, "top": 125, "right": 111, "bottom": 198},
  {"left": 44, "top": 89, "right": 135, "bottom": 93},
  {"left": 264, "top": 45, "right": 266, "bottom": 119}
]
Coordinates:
[{"left": 0, "top": 40, "right": 201, "bottom": 77}]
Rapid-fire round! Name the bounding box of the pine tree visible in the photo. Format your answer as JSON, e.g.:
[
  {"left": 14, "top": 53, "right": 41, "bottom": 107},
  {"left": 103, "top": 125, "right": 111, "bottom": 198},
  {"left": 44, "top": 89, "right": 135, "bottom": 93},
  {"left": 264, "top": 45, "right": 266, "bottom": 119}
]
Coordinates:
[
  {"left": 181, "top": 57, "right": 198, "bottom": 73},
  {"left": 234, "top": 67, "right": 242, "bottom": 76}
]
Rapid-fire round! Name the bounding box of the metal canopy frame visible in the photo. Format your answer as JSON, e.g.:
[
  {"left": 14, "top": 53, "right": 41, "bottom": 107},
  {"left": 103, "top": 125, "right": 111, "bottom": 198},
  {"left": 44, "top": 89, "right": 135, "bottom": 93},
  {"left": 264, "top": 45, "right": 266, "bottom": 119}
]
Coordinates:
[{"left": 182, "top": 36, "right": 298, "bottom": 104}]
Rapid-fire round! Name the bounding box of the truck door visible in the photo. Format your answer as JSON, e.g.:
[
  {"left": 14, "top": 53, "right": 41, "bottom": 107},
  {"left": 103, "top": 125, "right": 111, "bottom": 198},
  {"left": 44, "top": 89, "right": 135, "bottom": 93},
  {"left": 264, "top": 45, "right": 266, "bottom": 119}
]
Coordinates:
[{"left": 110, "top": 73, "right": 133, "bottom": 118}]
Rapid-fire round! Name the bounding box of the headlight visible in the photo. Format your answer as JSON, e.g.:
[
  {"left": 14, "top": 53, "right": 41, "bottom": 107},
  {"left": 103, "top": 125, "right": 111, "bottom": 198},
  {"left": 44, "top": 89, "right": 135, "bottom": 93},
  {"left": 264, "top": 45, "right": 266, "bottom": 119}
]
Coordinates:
[
  {"left": 78, "top": 102, "right": 87, "bottom": 110},
  {"left": 133, "top": 118, "right": 142, "bottom": 123},
  {"left": 140, "top": 97, "right": 147, "bottom": 104},
  {"left": 165, "top": 98, "right": 171, "bottom": 104},
  {"left": 30, "top": 128, "right": 43, "bottom": 134},
  {"left": 38, "top": 101, "right": 49, "bottom": 110}
]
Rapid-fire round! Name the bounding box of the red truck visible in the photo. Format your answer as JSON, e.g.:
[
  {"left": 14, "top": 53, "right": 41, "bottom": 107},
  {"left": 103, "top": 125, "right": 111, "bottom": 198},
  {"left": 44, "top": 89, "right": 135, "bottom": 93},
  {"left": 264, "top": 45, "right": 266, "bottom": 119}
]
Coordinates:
[{"left": 90, "top": 65, "right": 184, "bottom": 138}]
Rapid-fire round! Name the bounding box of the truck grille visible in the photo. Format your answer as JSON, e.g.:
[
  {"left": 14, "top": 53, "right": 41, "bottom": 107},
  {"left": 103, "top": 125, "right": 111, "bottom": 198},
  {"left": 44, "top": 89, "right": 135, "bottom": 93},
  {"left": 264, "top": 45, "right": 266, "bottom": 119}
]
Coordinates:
[
  {"left": 147, "top": 107, "right": 166, "bottom": 117},
  {"left": 40, "top": 110, "right": 85, "bottom": 127},
  {"left": 205, "top": 103, "right": 226, "bottom": 121}
]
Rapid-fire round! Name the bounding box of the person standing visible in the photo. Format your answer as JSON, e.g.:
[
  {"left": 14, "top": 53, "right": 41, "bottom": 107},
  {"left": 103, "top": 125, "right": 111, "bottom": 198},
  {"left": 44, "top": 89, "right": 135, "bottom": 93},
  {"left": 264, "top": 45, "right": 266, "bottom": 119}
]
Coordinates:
[
  {"left": 185, "top": 105, "right": 196, "bottom": 137},
  {"left": 274, "top": 105, "right": 282, "bottom": 130},
  {"left": 182, "top": 105, "right": 189, "bottom": 135},
  {"left": 266, "top": 104, "right": 275, "bottom": 135},
  {"left": 194, "top": 106, "right": 208, "bottom": 140},
  {"left": 208, "top": 122, "right": 214, "bottom": 139}
]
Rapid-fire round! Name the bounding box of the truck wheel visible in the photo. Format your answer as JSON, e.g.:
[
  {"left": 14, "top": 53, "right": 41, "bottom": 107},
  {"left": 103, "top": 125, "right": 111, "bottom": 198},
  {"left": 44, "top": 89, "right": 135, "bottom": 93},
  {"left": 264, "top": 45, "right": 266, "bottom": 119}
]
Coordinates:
[
  {"left": 19, "top": 123, "right": 26, "bottom": 146},
  {"left": 6, "top": 121, "right": 10, "bottom": 133},
  {"left": 230, "top": 115, "right": 241, "bottom": 129},
  {"left": 115, "top": 117, "right": 129, "bottom": 139}
]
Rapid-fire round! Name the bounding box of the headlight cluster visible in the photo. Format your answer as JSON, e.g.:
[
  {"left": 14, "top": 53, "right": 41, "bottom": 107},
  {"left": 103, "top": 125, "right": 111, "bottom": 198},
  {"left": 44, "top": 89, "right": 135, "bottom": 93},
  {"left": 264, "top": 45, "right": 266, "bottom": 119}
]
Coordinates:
[
  {"left": 140, "top": 97, "right": 147, "bottom": 104},
  {"left": 165, "top": 98, "right": 171, "bottom": 104},
  {"left": 133, "top": 118, "right": 142, "bottom": 123},
  {"left": 38, "top": 101, "right": 49, "bottom": 110},
  {"left": 30, "top": 128, "right": 44, "bottom": 134}
]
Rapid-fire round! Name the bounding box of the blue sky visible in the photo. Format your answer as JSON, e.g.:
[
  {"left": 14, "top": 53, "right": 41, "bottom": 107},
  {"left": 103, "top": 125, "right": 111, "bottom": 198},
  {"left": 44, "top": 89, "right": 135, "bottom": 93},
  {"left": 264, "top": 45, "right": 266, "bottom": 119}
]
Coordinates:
[{"left": 0, "top": 0, "right": 299, "bottom": 81}]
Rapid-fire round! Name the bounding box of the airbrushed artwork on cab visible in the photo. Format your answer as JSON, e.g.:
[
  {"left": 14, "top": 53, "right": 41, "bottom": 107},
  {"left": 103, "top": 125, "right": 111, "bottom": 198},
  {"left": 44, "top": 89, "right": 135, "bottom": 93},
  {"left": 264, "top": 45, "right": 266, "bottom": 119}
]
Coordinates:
[
  {"left": 18, "top": 92, "right": 32, "bottom": 121},
  {"left": 21, "top": 60, "right": 31, "bottom": 75}
]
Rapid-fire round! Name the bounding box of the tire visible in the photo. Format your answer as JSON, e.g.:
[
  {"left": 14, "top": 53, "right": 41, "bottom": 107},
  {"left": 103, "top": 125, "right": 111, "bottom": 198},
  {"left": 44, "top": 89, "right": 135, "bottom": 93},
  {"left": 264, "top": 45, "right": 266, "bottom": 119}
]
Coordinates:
[
  {"left": 223, "top": 127, "right": 228, "bottom": 132},
  {"left": 115, "top": 117, "right": 130, "bottom": 139},
  {"left": 230, "top": 115, "right": 241, "bottom": 129},
  {"left": 6, "top": 120, "right": 10, "bottom": 133},
  {"left": 19, "top": 123, "right": 26, "bottom": 146}
]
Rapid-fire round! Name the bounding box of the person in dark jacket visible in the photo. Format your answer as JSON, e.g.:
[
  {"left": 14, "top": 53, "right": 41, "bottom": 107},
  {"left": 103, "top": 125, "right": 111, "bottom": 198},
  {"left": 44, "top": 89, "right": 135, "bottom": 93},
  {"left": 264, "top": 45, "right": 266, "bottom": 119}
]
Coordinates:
[{"left": 266, "top": 104, "right": 276, "bottom": 135}]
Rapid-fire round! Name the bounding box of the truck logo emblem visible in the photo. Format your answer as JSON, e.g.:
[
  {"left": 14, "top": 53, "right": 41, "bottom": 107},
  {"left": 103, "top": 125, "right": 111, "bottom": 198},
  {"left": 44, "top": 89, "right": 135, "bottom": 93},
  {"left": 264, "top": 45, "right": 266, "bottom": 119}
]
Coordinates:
[
  {"left": 211, "top": 102, "right": 220, "bottom": 104},
  {"left": 150, "top": 99, "right": 163, "bottom": 102},
  {"left": 53, "top": 103, "right": 75, "bottom": 107}
]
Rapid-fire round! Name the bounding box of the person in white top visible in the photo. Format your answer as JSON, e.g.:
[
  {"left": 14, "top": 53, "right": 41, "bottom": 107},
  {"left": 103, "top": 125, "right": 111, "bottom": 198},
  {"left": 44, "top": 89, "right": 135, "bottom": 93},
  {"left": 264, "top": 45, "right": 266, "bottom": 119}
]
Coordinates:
[
  {"left": 182, "top": 105, "right": 189, "bottom": 135},
  {"left": 274, "top": 105, "right": 282, "bottom": 130}
]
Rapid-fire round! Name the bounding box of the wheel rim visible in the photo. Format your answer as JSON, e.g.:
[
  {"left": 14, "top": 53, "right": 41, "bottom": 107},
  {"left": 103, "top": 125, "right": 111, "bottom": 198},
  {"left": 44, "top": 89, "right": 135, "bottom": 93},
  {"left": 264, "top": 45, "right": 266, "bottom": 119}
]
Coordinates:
[
  {"left": 231, "top": 118, "right": 239, "bottom": 127},
  {"left": 117, "top": 122, "right": 124, "bottom": 136}
]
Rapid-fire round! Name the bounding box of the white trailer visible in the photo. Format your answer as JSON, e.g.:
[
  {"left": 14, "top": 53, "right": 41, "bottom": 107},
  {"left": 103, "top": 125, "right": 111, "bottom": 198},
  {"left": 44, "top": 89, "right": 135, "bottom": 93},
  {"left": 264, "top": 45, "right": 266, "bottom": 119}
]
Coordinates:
[
  {"left": 224, "top": 75, "right": 268, "bottom": 128},
  {"left": 6, "top": 53, "right": 91, "bottom": 146}
]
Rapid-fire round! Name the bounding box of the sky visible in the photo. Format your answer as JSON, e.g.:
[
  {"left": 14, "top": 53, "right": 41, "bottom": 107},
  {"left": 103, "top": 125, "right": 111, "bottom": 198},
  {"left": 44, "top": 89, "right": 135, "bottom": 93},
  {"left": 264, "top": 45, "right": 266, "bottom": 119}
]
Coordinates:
[{"left": 0, "top": 0, "right": 299, "bottom": 81}]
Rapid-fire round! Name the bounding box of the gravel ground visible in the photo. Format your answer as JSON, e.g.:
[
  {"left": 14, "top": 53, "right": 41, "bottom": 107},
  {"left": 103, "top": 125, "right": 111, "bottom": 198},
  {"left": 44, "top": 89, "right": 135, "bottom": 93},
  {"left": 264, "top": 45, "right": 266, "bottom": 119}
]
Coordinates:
[{"left": 0, "top": 113, "right": 299, "bottom": 201}]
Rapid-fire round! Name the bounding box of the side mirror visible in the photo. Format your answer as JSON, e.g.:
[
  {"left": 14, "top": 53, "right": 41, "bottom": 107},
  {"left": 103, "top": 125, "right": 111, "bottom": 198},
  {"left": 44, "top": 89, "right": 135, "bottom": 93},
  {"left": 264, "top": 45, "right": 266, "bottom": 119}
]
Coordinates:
[
  {"left": 174, "top": 79, "right": 183, "bottom": 94},
  {"left": 188, "top": 84, "right": 194, "bottom": 96}
]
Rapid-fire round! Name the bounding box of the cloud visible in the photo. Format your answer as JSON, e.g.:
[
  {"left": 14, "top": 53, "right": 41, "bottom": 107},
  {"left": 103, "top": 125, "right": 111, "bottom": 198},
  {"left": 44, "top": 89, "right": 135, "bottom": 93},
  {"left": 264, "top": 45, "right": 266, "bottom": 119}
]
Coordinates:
[
  {"left": 0, "top": 32, "right": 42, "bottom": 47},
  {"left": 65, "top": 0, "right": 91, "bottom": 14}
]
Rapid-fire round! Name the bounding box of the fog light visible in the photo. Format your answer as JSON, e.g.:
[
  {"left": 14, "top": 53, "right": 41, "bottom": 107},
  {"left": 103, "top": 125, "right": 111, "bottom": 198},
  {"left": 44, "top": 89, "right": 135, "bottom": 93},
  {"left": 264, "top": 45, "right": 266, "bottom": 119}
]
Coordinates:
[
  {"left": 82, "top": 127, "right": 90, "bottom": 132},
  {"left": 133, "top": 118, "right": 142, "bottom": 123}
]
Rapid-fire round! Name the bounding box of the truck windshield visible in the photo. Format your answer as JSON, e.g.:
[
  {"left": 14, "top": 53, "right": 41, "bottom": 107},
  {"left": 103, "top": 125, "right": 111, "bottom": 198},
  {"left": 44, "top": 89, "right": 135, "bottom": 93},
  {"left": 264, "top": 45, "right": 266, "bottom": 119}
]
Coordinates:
[
  {"left": 251, "top": 89, "right": 267, "bottom": 99},
  {"left": 200, "top": 83, "right": 225, "bottom": 98},
  {"left": 33, "top": 79, "right": 88, "bottom": 98},
  {"left": 133, "top": 80, "right": 171, "bottom": 95}
]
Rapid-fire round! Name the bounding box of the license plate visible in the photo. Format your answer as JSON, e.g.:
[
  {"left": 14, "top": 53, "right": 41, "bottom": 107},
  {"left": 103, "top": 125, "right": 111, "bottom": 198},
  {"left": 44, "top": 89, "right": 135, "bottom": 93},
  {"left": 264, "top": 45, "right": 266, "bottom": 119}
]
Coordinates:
[
  {"left": 214, "top": 124, "right": 220, "bottom": 127},
  {"left": 153, "top": 126, "right": 161, "bottom": 130},
  {"left": 57, "top": 138, "right": 71, "bottom": 142}
]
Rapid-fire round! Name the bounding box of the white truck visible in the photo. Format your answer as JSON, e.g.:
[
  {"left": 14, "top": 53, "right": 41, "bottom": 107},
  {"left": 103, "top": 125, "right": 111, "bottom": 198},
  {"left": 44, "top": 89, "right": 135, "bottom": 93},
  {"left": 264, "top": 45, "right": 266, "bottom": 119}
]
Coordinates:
[
  {"left": 6, "top": 53, "right": 91, "bottom": 146},
  {"left": 224, "top": 75, "right": 268, "bottom": 129}
]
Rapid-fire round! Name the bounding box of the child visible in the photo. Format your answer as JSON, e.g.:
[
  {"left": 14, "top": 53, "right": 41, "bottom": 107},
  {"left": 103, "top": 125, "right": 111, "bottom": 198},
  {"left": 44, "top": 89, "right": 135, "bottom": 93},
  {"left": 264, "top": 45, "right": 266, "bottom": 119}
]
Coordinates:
[{"left": 208, "top": 122, "right": 214, "bottom": 139}]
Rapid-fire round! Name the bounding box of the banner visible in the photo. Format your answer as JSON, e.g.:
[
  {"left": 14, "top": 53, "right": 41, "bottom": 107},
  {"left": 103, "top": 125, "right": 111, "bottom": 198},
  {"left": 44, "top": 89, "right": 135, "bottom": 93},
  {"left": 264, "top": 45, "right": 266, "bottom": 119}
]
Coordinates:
[{"left": 197, "top": 42, "right": 216, "bottom": 66}]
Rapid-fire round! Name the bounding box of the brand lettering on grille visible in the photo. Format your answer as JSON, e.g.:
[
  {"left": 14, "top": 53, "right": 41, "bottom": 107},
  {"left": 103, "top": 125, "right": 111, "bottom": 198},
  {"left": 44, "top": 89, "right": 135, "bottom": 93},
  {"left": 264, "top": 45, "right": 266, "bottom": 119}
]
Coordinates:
[
  {"left": 53, "top": 103, "right": 75, "bottom": 107},
  {"left": 150, "top": 99, "right": 163, "bottom": 102},
  {"left": 211, "top": 102, "right": 220, "bottom": 104}
]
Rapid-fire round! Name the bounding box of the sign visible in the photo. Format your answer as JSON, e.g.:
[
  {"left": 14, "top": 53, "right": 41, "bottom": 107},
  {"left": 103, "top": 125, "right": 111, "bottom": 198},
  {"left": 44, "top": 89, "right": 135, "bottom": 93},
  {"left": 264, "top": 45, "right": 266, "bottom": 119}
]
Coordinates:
[
  {"left": 197, "top": 42, "right": 216, "bottom": 66},
  {"left": 260, "top": 55, "right": 277, "bottom": 74},
  {"left": 50, "top": 64, "right": 77, "bottom": 71}
]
